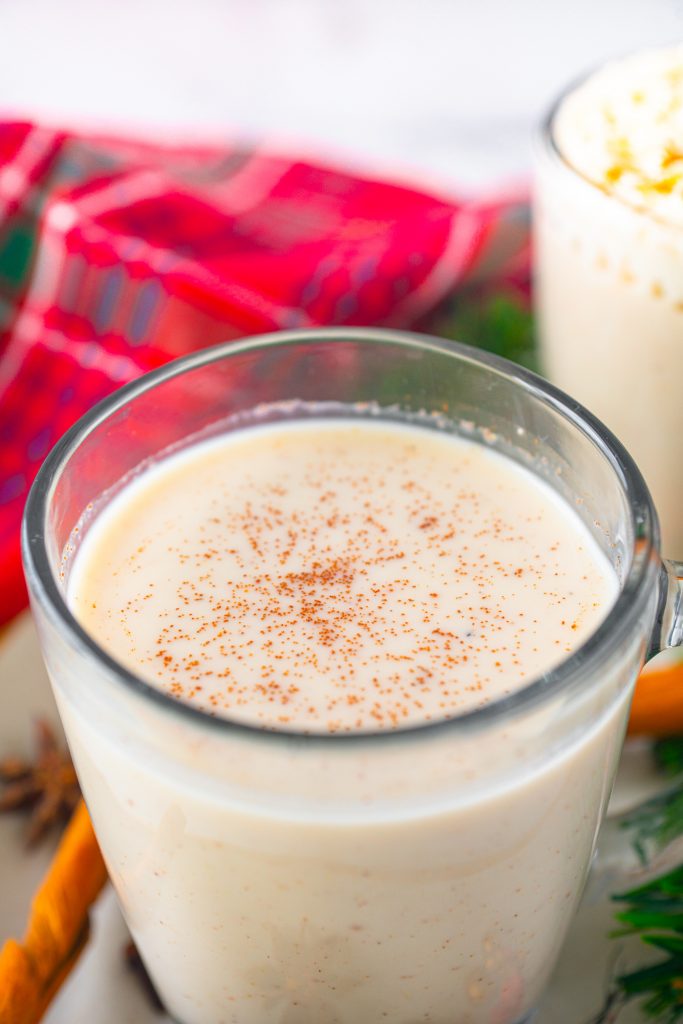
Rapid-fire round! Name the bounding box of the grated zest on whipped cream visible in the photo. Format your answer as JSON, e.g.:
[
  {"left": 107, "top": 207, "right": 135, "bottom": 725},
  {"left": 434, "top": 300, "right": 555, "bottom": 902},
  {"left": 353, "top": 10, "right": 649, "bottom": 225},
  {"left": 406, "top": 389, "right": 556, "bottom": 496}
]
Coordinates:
[{"left": 553, "top": 47, "right": 683, "bottom": 226}]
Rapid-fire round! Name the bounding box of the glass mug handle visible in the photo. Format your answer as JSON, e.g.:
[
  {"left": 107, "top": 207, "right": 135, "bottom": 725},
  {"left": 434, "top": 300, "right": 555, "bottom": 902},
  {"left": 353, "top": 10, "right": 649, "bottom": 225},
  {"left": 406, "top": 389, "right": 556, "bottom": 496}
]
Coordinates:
[
  {"left": 650, "top": 559, "right": 683, "bottom": 656},
  {"left": 607, "top": 558, "right": 683, "bottom": 867}
]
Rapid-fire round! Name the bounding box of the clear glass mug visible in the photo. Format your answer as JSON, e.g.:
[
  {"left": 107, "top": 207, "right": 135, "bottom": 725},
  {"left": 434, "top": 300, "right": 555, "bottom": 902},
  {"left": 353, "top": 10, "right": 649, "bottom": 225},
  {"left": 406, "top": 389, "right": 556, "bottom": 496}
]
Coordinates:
[
  {"left": 533, "top": 66, "right": 683, "bottom": 560},
  {"left": 22, "top": 328, "right": 683, "bottom": 1024}
]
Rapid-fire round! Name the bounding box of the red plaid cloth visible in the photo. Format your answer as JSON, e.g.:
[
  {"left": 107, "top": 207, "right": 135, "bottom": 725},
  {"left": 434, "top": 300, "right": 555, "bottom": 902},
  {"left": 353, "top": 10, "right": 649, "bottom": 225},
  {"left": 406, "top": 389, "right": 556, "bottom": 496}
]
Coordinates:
[{"left": 0, "top": 121, "right": 529, "bottom": 624}]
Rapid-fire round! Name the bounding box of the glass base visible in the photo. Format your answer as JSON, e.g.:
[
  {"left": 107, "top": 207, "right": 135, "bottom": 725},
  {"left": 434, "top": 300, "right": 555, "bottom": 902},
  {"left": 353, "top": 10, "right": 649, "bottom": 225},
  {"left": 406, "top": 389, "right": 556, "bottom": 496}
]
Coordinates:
[{"left": 169, "top": 1011, "right": 540, "bottom": 1024}]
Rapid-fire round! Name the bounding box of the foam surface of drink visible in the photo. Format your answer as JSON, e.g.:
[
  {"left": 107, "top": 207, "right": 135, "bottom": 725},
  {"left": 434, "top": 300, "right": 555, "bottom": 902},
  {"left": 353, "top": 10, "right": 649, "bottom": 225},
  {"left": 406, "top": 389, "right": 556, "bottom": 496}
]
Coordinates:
[
  {"left": 69, "top": 417, "right": 616, "bottom": 732},
  {"left": 554, "top": 46, "right": 683, "bottom": 224}
]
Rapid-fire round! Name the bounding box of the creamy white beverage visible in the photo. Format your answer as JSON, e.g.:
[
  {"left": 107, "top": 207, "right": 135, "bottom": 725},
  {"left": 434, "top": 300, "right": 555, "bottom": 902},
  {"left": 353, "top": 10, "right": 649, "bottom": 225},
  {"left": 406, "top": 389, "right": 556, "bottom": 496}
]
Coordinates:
[
  {"left": 71, "top": 419, "right": 614, "bottom": 730},
  {"left": 535, "top": 45, "right": 683, "bottom": 558},
  {"left": 63, "top": 415, "right": 624, "bottom": 1024}
]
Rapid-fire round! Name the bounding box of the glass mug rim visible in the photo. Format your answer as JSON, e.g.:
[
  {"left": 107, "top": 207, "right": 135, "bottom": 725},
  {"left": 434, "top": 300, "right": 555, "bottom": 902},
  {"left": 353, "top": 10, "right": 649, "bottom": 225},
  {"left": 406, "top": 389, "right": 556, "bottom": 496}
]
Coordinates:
[
  {"left": 21, "top": 327, "right": 661, "bottom": 747},
  {"left": 538, "top": 46, "right": 683, "bottom": 235}
]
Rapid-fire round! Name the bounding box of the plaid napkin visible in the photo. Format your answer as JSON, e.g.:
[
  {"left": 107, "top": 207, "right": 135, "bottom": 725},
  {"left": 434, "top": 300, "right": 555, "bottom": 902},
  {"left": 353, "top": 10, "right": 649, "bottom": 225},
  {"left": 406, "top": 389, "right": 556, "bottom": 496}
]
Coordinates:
[{"left": 0, "top": 121, "right": 529, "bottom": 625}]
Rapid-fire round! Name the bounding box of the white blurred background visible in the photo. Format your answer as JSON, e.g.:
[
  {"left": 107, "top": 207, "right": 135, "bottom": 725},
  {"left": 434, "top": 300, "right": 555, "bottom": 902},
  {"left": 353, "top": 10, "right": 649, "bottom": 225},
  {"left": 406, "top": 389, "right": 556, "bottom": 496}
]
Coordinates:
[{"left": 0, "top": 0, "right": 681, "bottom": 190}]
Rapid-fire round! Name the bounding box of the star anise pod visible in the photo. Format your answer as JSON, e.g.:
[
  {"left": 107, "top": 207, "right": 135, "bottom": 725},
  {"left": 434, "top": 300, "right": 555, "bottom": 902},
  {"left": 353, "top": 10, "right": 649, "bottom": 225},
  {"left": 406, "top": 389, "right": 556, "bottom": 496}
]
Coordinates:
[{"left": 0, "top": 718, "right": 80, "bottom": 846}]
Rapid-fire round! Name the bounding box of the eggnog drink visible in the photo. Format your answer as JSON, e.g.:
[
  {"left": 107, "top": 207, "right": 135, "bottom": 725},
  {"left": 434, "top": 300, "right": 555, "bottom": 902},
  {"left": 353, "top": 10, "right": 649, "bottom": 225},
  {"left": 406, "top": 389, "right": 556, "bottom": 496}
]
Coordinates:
[
  {"left": 536, "top": 46, "right": 683, "bottom": 557},
  {"left": 56, "top": 412, "right": 629, "bottom": 1024}
]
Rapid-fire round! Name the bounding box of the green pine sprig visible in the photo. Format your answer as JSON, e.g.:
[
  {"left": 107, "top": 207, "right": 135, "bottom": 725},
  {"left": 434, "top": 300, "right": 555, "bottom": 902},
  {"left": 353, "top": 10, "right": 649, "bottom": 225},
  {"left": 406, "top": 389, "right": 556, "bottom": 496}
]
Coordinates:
[
  {"left": 431, "top": 288, "right": 537, "bottom": 371},
  {"left": 620, "top": 786, "right": 683, "bottom": 867},
  {"left": 610, "top": 866, "right": 683, "bottom": 1021},
  {"left": 589, "top": 764, "right": 683, "bottom": 1022},
  {"left": 654, "top": 739, "right": 683, "bottom": 780}
]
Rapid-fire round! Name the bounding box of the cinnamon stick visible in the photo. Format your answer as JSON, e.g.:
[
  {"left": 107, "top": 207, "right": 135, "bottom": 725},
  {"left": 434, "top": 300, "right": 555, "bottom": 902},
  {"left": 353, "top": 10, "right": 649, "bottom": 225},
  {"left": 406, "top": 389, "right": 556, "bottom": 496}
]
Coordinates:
[{"left": 0, "top": 800, "right": 108, "bottom": 1024}]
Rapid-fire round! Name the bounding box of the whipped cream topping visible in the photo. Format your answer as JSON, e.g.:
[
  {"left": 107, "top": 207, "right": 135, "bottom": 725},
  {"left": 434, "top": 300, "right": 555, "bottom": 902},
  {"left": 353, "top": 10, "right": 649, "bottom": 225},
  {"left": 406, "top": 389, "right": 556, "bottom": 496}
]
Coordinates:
[{"left": 553, "top": 46, "right": 683, "bottom": 226}]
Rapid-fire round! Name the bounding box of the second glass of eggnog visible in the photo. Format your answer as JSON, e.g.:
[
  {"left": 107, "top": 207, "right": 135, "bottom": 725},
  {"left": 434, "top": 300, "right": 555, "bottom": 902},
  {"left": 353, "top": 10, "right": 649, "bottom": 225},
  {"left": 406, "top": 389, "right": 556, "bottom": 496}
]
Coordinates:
[
  {"left": 535, "top": 45, "right": 683, "bottom": 561},
  {"left": 23, "top": 329, "right": 683, "bottom": 1024}
]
